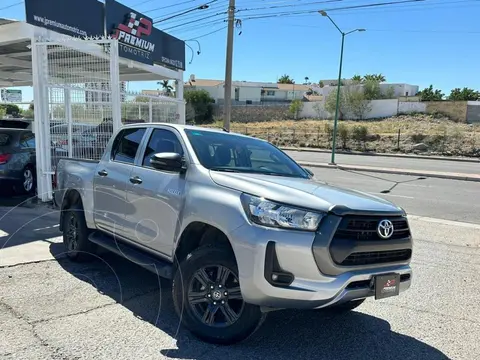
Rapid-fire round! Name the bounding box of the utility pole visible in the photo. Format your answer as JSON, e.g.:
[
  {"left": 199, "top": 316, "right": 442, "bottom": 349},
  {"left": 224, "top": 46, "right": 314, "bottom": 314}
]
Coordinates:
[{"left": 223, "top": 0, "right": 235, "bottom": 131}]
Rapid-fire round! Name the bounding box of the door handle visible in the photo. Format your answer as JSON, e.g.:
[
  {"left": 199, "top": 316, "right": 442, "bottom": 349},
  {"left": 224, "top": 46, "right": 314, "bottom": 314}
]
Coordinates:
[
  {"left": 98, "top": 170, "right": 108, "bottom": 177},
  {"left": 129, "top": 176, "right": 142, "bottom": 185}
]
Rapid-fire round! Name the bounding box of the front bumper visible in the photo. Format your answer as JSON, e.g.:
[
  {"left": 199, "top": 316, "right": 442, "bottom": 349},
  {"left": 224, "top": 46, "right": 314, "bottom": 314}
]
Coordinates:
[{"left": 229, "top": 214, "right": 412, "bottom": 310}]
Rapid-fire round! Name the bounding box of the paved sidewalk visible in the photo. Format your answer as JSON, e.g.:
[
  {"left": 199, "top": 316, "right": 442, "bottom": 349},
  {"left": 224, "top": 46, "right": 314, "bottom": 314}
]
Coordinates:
[
  {"left": 297, "top": 160, "right": 480, "bottom": 182},
  {"left": 282, "top": 146, "right": 480, "bottom": 163}
]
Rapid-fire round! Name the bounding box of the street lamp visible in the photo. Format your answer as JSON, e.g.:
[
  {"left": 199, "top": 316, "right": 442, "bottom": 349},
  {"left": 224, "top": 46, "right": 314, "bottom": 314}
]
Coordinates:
[{"left": 319, "top": 10, "right": 365, "bottom": 165}]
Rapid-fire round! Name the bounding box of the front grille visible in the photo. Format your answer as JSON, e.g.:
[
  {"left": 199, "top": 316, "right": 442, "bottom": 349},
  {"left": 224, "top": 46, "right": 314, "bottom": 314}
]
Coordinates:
[
  {"left": 341, "top": 249, "right": 412, "bottom": 266},
  {"left": 333, "top": 216, "right": 410, "bottom": 241}
]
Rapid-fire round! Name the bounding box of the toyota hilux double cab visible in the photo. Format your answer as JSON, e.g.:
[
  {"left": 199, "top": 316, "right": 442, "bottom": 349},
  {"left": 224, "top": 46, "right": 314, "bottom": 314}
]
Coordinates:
[{"left": 54, "top": 123, "right": 413, "bottom": 344}]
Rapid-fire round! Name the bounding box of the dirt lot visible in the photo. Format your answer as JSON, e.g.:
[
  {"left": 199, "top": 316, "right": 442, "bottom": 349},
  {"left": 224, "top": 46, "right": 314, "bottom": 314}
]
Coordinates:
[{"left": 208, "top": 114, "right": 480, "bottom": 157}]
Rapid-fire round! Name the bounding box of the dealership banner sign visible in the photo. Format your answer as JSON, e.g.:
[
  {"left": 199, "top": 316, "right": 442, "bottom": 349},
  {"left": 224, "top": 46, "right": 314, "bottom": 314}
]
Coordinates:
[
  {"left": 105, "top": 0, "right": 185, "bottom": 69},
  {"left": 24, "top": 0, "right": 185, "bottom": 70},
  {"left": 25, "top": 0, "right": 104, "bottom": 38}
]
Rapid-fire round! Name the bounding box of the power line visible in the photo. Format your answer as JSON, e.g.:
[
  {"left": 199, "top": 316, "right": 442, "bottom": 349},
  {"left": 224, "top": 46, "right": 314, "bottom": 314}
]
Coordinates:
[
  {"left": 162, "top": 14, "right": 227, "bottom": 31},
  {"left": 274, "top": 23, "right": 480, "bottom": 33},
  {"left": 240, "top": 0, "right": 478, "bottom": 20},
  {"left": 237, "top": 0, "right": 429, "bottom": 17},
  {"left": 237, "top": 0, "right": 343, "bottom": 12},
  {"left": 142, "top": 0, "right": 204, "bottom": 13},
  {"left": 186, "top": 25, "right": 228, "bottom": 40},
  {"left": 153, "top": 1, "right": 228, "bottom": 23},
  {"left": 148, "top": 0, "right": 222, "bottom": 20},
  {"left": 0, "top": 1, "right": 23, "bottom": 11},
  {"left": 153, "top": 1, "right": 217, "bottom": 24}
]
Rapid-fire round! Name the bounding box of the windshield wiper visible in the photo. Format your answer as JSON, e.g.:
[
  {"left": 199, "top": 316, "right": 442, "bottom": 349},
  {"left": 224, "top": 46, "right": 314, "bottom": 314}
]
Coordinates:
[{"left": 209, "top": 167, "right": 242, "bottom": 173}]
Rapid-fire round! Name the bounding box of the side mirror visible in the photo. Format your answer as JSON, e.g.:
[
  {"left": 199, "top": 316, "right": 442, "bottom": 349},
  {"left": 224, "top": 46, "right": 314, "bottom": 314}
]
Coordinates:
[
  {"left": 304, "top": 167, "right": 314, "bottom": 177},
  {"left": 150, "top": 152, "right": 185, "bottom": 172}
]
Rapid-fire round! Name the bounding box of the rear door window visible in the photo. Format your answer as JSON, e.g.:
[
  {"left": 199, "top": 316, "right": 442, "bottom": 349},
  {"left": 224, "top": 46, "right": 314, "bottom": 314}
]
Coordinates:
[
  {"left": 20, "top": 132, "right": 35, "bottom": 148},
  {"left": 111, "top": 128, "right": 146, "bottom": 164},
  {"left": 0, "top": 133, "right": 10, "bottom": 146}
]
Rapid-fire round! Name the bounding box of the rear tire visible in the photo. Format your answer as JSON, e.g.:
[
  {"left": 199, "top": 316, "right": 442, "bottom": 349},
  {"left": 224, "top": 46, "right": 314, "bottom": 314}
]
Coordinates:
[
  {"left": 62, "top": 205, "right": 96, "bottom": 262},
  {"left": 14, "top": 166, "right": 36, "bottom": 195},
  {"left": 172, "top": 246, "right": 266, "bottom": 345}
]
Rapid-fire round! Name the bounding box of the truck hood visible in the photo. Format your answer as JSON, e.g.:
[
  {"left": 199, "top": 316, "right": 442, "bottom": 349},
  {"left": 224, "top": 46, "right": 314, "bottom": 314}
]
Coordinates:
[{"left": 209, "top": 171, "right": 403, "bottom": 214}]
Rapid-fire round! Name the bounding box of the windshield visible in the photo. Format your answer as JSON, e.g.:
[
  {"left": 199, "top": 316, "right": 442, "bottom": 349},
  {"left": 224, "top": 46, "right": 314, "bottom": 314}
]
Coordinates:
[{"left": 185, "top": 129, "right": 309, "bottom": 178}]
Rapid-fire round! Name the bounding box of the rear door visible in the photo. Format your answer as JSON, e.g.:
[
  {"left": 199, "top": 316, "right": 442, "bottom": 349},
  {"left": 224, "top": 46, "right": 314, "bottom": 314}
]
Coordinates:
[
  {"left": 124, "top": 127, "right": 188, "bottom": 257},
  {"left": 93, "top": 127, "right": 147, "bottom": 238}
]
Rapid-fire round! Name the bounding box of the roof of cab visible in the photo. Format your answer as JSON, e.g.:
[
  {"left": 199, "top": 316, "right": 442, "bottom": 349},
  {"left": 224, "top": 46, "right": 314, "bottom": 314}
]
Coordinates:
[{"left": 121, "top": 122, "right": 264, "bottom": 140}]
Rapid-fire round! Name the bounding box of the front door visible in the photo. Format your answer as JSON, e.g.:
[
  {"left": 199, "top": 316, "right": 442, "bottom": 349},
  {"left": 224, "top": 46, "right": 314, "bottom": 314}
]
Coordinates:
[
  {"left": 125, "top": 127, "right": 188, "bottom": 258},
  {"left": 93, "top": 127, "right": 147, "bottom": 238}
]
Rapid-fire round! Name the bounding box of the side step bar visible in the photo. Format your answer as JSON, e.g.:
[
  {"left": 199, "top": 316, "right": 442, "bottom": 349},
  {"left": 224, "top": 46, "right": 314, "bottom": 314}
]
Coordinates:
[{"left": 88, "top": 231, "right": 173, "bottom": 279}]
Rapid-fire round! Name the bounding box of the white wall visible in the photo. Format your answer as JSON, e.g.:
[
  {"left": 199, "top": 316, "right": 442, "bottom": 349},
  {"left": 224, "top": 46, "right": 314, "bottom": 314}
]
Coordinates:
[
  {"left": 300, "top": 101, "right": 329, "bottom": 119},
  {"left": 299, "top": 99, "right": 399, "bottom": 119},
  {"left": 238, "top": 86, "right": 261, "bottom": 102},
  {"left": 365, "top": 99, "right": 398, "bottom": 118},
  {"left": 398, "top": 101, "right": 426, "bottom": 113}
]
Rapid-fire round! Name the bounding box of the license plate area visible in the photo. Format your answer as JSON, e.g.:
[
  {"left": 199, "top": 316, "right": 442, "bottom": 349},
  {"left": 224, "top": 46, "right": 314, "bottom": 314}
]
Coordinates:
[{"left": 374, "top": 273, "right": 400, "bottom": 300}]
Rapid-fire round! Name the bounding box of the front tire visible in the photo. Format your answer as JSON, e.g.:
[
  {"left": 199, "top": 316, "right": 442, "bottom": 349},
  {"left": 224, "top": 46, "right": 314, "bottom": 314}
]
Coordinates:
[
  {"left": 62, "top": 206, "right": 95, "bottom": 262},
  {"left": 172, "top": 246, "right": 266, "bottom": 345}
]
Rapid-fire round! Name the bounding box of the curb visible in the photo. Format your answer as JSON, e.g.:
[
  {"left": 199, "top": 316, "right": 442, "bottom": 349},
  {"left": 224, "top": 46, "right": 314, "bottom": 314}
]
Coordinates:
[
  {"left": 282, "top": 147, "right": 480, "bottom": 163},
  {"left": 297, "top": 161, "right": 480, "bottom": 183}
]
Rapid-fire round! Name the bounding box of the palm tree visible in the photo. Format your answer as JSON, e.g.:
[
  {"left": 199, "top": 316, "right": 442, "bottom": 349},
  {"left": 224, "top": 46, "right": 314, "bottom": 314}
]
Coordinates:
[
  {"left": 278, "top": 74, "right": 294, "bottom": 84},
  {"left": 351, "top": 74, "right": 363, "bottom": 83},
  {"left": 363, "top": 74, "right": 386, "bottom": 83},
  {"left": 158, "top": 80, "right": 174, "bottom": 96},
  {"left": 304, "top": 76, "right": 310, "bottom": 85}
]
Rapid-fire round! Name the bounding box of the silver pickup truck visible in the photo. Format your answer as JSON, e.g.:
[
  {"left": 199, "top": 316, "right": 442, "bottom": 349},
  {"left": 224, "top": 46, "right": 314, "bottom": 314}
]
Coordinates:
[{"left": 55, "top": 123, "right": 413, "bottom": 344}]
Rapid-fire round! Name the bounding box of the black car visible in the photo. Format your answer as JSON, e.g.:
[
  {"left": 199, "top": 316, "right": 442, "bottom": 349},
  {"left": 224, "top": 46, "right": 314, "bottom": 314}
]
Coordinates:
[{"left": 0, "top": 128, "right": 67, "bottom": 194}]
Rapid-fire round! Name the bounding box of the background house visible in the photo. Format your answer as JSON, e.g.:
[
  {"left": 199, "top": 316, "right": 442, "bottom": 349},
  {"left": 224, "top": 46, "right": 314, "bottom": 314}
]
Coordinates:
[{"left": 184, "top": 74, "right": 311, "bottom": 105}]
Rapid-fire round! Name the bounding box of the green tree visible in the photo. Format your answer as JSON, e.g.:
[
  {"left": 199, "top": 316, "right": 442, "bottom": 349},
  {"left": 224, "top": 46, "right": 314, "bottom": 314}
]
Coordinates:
[
  {"left": 0, "top": 107, "right": 6, "bottom": 119},
  {"left": 363, "top": 73, "right": 386, "bottom": 82},
  {"left": 417, "top": 85, "right": 444, "bottom": 101},
  {"left": 363, "top": 79, "right": 382, "bottom": 100},
  {"left": 325, "top": 85, "right": 371, "bottom": 120},
  {"left": 289, "top": 99, "right": 304, "bottom": 119},
  {"left": 0, "top": 104, "right": 21, "bottom": 116},
  {"left": 303, "top": 76, "right": 310, "bottom": 85},
  {"left": 385, "top": 86, "right": 395, "bottom": 99},
  {"left": 158, "top": 80, "right": 174, "bottom": 96},
  {"left": 278, "top": 74, "right": 294, "bottom": 84},
  {"left": 448, "top": 87, "right": 480, "bottom": 101},
  {"left": 351, "top": 74, "right": 363, "bottom": 83},
  {"left": 184, "top": 89, "right": 215, "bottom": 124},
  {"left": 318, "top": 81, "right": 324, "bottom": 88}
]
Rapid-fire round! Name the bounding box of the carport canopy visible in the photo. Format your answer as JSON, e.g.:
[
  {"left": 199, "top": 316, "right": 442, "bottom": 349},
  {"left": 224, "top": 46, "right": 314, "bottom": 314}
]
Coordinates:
[{"left": 0, "top": 18, "right": 183, "bottom": 87}]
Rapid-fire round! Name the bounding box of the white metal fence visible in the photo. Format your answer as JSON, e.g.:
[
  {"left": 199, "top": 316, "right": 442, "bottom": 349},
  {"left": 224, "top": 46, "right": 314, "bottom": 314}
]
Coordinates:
[{"left": 32, "top": 37, "right": 183, "bottom": 201}]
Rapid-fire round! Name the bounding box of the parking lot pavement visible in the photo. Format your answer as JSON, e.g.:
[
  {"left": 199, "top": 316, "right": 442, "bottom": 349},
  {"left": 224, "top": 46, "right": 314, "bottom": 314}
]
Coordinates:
[{"left": 1, "top": 212, "right": 479, "bottom": 359}]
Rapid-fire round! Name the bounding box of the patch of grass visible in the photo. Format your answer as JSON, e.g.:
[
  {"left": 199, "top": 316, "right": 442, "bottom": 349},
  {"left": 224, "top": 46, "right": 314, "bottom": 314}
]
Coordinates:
[{"left": 204, "top": 114, "right": 480, "bottom": 157}]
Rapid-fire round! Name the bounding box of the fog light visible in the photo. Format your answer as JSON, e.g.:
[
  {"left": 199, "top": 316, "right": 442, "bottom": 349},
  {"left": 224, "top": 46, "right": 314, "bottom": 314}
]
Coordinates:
[{"left": 272, "top": 274, "right": 278, "bottom": 281}]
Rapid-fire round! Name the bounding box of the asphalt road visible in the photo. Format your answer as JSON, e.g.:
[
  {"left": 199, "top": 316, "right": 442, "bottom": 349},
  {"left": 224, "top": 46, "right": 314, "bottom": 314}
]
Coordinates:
[
  {"left": 286, "top": 150, "right": 480, "bottom": 175},
  {"left": 308, "top": 168, "right": 480, "bottom": 224},
  {"left": 1, "top": 213, "right": 479, "bottom": 359},
  {"left": 1, "top": 169, "right": 480, "bottom": 359}
]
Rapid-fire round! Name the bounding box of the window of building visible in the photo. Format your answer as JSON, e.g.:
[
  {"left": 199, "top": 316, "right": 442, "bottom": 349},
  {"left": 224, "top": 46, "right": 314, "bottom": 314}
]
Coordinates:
[{"left": 266, "top": 90, "right": 275, "bottom": 96}]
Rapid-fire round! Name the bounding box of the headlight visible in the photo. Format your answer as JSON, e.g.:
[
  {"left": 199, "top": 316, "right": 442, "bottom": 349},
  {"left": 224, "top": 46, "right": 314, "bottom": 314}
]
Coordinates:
[{"left": 241, "top": 194, "right": 324, "bottom": 231}]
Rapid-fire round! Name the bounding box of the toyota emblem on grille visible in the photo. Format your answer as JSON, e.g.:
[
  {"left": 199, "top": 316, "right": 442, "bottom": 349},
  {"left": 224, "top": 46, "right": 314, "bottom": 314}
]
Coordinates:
[{"left": 377, "top": 219, "right": 394, "bottom": 239}]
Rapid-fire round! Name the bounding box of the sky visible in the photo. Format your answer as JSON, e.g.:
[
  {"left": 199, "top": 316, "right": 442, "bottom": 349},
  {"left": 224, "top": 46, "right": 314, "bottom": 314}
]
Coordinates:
[{"left": 1, "top": 0, "right": 480, "bottom": 103}]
